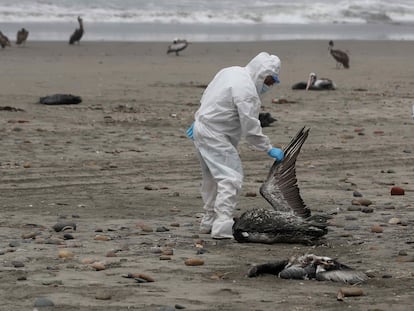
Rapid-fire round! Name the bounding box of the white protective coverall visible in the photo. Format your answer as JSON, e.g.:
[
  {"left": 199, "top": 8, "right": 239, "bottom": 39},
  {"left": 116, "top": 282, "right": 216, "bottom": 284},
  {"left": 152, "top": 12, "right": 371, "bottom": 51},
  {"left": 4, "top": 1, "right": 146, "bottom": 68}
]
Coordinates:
[{"left": 193, "top": 52, "right": 281, "bottom": 239}]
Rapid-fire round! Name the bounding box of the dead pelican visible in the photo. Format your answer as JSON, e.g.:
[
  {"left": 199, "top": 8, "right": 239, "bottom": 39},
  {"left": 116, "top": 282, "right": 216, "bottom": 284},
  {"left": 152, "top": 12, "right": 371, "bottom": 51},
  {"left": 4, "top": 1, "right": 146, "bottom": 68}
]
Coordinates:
[
  {"left": 0, "top": 31, "right": 11, "bottom": 48},
  {"left": 329, "top": 40, "right": 349, "bottom": 69},
  {"left": 167, "top": 38, "right": 189, "bottom": 56},
  {"left": 247, "top": 253, "right": 368, "bottom": 284},
  {"left": 16, "top": 28, "right": 29, "bottom": 46},
  {"left": 232, "top": 127, "right": 330, "bottom": 245},
  {"left": 69, "top": 16, "right": 84, "bottom": 45},
  {"left": 292, "top": 72, "right": 336, "bottom": 90}
]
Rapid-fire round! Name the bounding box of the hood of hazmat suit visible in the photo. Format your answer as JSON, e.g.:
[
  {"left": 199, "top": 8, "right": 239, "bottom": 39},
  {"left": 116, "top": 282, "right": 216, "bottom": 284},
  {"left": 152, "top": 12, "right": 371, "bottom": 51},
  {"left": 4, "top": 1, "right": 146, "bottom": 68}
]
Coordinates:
[{"left": 192, "top": 52, "right": 281, "bottom": 239}]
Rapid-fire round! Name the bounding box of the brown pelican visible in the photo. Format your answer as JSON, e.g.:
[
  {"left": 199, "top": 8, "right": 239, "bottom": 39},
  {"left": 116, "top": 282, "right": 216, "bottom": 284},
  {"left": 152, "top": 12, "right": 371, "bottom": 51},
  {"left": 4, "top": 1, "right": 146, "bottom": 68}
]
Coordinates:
[
  {"left": 259, "top": 112, "right": 277, "bottom": 127},
  {"left": 69, "top": 16, "right": 84, "bottom": 45},
  {"left": 329, "top": 40, "right": 349, "bottom": 69},
  {"left": 167, "top": 38, "right": 189, "bottom": 56},
  {"left": 232, "top": 127, "right": 330, "bottom": 245},
  {"left": 247, "top": 253, "right": 368, "bottom": 284},
  {"left": 0, "top": 31, "right": 11, "bottom": 48},
  {"left": 292, "top": 72, "right": 336, "bottom": 90},
  {"left": 16, "top": 28, "right": 29, "bottom": 46}
]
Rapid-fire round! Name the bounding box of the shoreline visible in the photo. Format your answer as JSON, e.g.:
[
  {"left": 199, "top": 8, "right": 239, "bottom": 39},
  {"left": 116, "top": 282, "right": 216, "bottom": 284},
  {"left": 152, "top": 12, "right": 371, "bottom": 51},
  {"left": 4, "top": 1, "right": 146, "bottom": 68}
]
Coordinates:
[{"left": 1, "top": 22, "right": 414, "bottom": 42}]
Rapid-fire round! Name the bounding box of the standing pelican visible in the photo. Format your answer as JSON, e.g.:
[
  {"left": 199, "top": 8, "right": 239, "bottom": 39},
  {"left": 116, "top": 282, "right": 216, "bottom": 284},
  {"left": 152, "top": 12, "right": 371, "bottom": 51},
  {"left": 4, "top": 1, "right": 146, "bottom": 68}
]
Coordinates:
[
  {"left": 328, "top": 40, "right": 349, "bottom": 69},
  {"left": 232, "top": 127, "right": 330, "bottom": 245},
  {"left": 247, "top": 253, "right": 368, "bottom": 284},
  {"left": 0, "top": 31, "right": 11, "bottom": 48},
  {"left": 167, "top": 38, "right": 189, "bottom": 56},
  {"left": 69, "top": 16, "right": 84, "bottom": 45},
  {"left": 16, "top": 28, "right": 29, "bottom": 46},
  {"left": 292, "top": 72, "right": 336, "bottom": 90}
]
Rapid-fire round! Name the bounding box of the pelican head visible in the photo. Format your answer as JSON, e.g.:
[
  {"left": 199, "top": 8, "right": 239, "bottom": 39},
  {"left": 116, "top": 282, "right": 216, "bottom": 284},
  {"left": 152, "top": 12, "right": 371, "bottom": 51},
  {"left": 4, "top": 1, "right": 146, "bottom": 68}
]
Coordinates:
[{"left": 305, "top": 72, "right": 317, "bottom": 91}]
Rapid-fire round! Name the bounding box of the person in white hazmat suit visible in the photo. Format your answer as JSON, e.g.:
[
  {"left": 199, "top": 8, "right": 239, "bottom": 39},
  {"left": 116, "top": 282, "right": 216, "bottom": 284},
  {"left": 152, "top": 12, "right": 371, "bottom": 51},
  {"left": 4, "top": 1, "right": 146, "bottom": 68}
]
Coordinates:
[{"left": 186, "top": 52, "right": 285, "bottom": 239}]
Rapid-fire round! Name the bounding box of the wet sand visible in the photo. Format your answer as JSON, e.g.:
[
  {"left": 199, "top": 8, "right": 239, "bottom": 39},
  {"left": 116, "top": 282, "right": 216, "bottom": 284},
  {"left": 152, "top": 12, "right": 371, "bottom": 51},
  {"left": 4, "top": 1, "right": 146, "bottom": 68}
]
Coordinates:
[{"left": 0, "top": 41, "right": 414, "bottom": 310}]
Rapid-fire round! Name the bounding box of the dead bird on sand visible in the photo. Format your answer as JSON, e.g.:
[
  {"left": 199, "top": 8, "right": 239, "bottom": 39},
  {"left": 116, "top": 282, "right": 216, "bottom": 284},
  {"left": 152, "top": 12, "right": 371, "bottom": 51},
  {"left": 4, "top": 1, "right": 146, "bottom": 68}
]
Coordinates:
[
  {"left": 232, "top": 127, "right": 330, "bottom": 245},
  {"left": 248, "top": 253, "right": 368, "bottom": 284}
]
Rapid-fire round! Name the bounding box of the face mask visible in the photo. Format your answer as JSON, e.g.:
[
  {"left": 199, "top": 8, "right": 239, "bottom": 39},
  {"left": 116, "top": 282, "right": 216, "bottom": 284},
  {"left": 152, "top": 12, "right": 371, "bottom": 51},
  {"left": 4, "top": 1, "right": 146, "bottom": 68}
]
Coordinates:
[{"left": 260, "top": 84, "right": 270, "bottom": 94}]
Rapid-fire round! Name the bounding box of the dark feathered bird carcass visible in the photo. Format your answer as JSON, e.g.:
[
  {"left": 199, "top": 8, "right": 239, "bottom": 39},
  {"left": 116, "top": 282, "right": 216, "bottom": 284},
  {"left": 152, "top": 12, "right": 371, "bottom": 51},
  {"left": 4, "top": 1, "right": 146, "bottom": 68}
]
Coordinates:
[
  {"left": 329, "top": 40, "right": 349, "bottom": 69},
  {"left": 247, "top": 253, "right": 368, "bottom": 284},
  {"left": 232, "top": 127, "right": 330, "bottom": 245},
  {"left": 39, "top": 94, "right": 82, "bottom": 105}
]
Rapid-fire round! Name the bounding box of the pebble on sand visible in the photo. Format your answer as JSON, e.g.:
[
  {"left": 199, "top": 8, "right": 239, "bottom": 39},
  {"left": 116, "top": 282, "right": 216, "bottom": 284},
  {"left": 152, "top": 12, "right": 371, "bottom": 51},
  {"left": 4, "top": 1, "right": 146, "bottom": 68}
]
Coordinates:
[
  {"left": 58, "top": 250, "right": 74, "bottom": 259},
  {"left": 91, "top": 262, "right": 106, "bottom": 271},
  {"left": 337, "top": 287, "right": 364, "bottom": 301},
  {"left": 184, "top": 258, "right": 204, "bottom": 266},
  {"left": 34, "top": 297, "right": 55, "bottom": 307},
  {"left": 351, "top": 198, "right": 372, "bottom": 206},
  {"left": 390, "top": 186, "right": 405, "bottom": 195},
  {"left": 371, "top": 224, "right": 384, "bottom": 233},
  {"left": 94, "top": 235, "right": 111, "bottom": 241}
]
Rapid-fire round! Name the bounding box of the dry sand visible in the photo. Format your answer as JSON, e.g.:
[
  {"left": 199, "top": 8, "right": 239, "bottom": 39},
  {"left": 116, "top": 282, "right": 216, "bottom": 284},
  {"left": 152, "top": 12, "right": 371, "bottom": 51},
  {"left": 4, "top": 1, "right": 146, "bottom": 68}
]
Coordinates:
[{"left": 0, "top": 40, "right": 414, "bottom": 310}]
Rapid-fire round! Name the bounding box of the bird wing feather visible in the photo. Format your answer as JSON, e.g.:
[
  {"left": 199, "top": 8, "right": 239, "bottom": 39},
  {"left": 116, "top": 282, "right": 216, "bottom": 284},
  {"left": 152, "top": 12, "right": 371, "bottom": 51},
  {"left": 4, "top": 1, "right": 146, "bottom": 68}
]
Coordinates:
[{"left": 259, "top": 127, "right": 311, "bottom": 218}]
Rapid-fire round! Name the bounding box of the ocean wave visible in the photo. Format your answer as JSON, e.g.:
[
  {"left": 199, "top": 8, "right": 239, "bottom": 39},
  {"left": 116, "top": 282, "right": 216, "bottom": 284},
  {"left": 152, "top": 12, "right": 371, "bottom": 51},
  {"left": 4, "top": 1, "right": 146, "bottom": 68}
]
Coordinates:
[{"left": 0, "top": 0, "right": 413, "bottom": 25}]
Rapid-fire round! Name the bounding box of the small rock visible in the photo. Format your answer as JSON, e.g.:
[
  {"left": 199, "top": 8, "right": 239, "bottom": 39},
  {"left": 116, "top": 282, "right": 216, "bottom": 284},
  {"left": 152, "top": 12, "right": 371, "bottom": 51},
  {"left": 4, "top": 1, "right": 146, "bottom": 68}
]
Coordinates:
[
  {"left": 352, "top": 198, "right": 372, "bottom": 206},
  {"left": 245, "top": 192, "right": 257, "bottom": 197},
  {"left": 184, "top": 258, "right": 204, "bottom": 266},
  {"left": 347, "top": 206, "right": 362, "bottom": 212},
  {"left": 170, "top": 223, "right": 180, "bottom": 227},
  {"left": 398, "top": 250, "right": 408, "bottom": 256},
  {"left": 144, "top": 184, "right": 158, "bottom": 190},
  {"left": 91, "top": 262, "right": 106, "bottom": 271},
  {"left": 371, "top": 224, "right": 384, "bottom": 233},
  {"left": 353, "top": 191, "right": 363, "bottom": 197},
  {"left": 391, "top": 186, "right": 405, "bottom": 195},
  {"left": 137, "top": 223, "right": 153, "bottom": 232},
  {"left": 95, "top": 291, "right": 112, "bottom": 300},
  {"left": 361, "top": 206, "right": 374, "bottom": 213},
  {"left": 106, "top": 251, "right": 117, "bottom": 257},
  {"left": 12, "top": 261, "right": 25, "bottom": 268},
  {"left": 344, "top": 225, "right": 360, "bottom": 231},
  {"left": 388, "top": 217, "right": 401, "bottom": 225},
  {"left": 34, "top": 297, "right": 55, "bottom": 307},
  {"left": 58, "top": 250, "right": 74, "bottom": 259},
  {"left": 159, "top": 255, "right": 171, "bottom": 260},
  {"left": 94, "top": 235, "right": 111, "bottom": 241},
  {"left": 175, "top": 304, "right": 186, "bottom": 309}
]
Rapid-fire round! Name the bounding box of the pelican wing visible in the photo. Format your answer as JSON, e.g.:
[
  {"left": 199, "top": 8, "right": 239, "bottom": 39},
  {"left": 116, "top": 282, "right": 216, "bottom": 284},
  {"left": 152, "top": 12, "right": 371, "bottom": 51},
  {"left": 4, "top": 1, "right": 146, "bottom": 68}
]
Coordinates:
[
  {"left": 260, "top": 127, "right": 311, "bottom": 218},
  {"left": 168, "top": 42, "right": 188, "bottom": 53},
  {"left": 316, "top": 269, "right": 368, "bottom": 284}
]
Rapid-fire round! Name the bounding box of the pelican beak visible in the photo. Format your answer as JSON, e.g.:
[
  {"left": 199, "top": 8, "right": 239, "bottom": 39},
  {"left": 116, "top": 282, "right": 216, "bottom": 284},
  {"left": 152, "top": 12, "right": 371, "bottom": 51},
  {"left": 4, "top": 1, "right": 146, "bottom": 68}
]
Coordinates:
[
  {"left": 305, "top": 74, "right": 316, "bottom": 91},
  {"left": 305, "top": 76, "right": 312, "bottom": 91}
]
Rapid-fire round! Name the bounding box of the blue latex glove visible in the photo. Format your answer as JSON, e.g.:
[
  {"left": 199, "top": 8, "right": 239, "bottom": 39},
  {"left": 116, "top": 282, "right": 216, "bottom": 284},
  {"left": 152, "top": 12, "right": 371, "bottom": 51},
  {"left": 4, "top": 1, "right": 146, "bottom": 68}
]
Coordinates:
[
  {"left": 267, "top": 147, "right": 284, "bottom": 162},
  {"left": 186, "top": 122, "right": 194, "bottom": 140}
]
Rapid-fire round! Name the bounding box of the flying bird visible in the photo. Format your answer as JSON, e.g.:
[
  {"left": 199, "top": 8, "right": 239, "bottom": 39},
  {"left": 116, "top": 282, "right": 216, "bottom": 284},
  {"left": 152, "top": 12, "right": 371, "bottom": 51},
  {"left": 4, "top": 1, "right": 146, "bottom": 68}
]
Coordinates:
[
  {"left": 167, "top": 38, "right": 189, "bottom": 56},
  {"left": 329, "top": 40, "right": 349, "bottom": 69},
  {"left": 16, "top": 28, "right": 29, "bottom": 46},
  {"left": 232, "top": 127, "right": 330, "bottom": 245},
  {"left": 292, "top": 72, "right": 336, "bottom": 90},
  {"left": 69, "top": 16, "right": 84, "bottom": 45},
  {"left": 247, "top": 253, "right": 368, "bottom": 284},
  {"left": 0, "top": 31, "right": 11, "bottom": 48}
]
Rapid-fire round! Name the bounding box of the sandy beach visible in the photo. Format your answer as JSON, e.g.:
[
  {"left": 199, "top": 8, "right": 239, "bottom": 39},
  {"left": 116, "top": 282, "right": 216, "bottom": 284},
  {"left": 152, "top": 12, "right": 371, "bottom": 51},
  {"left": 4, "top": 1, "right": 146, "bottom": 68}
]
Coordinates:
[{"left": 1, "top": 40, "right": 414, "bottom": 310}]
